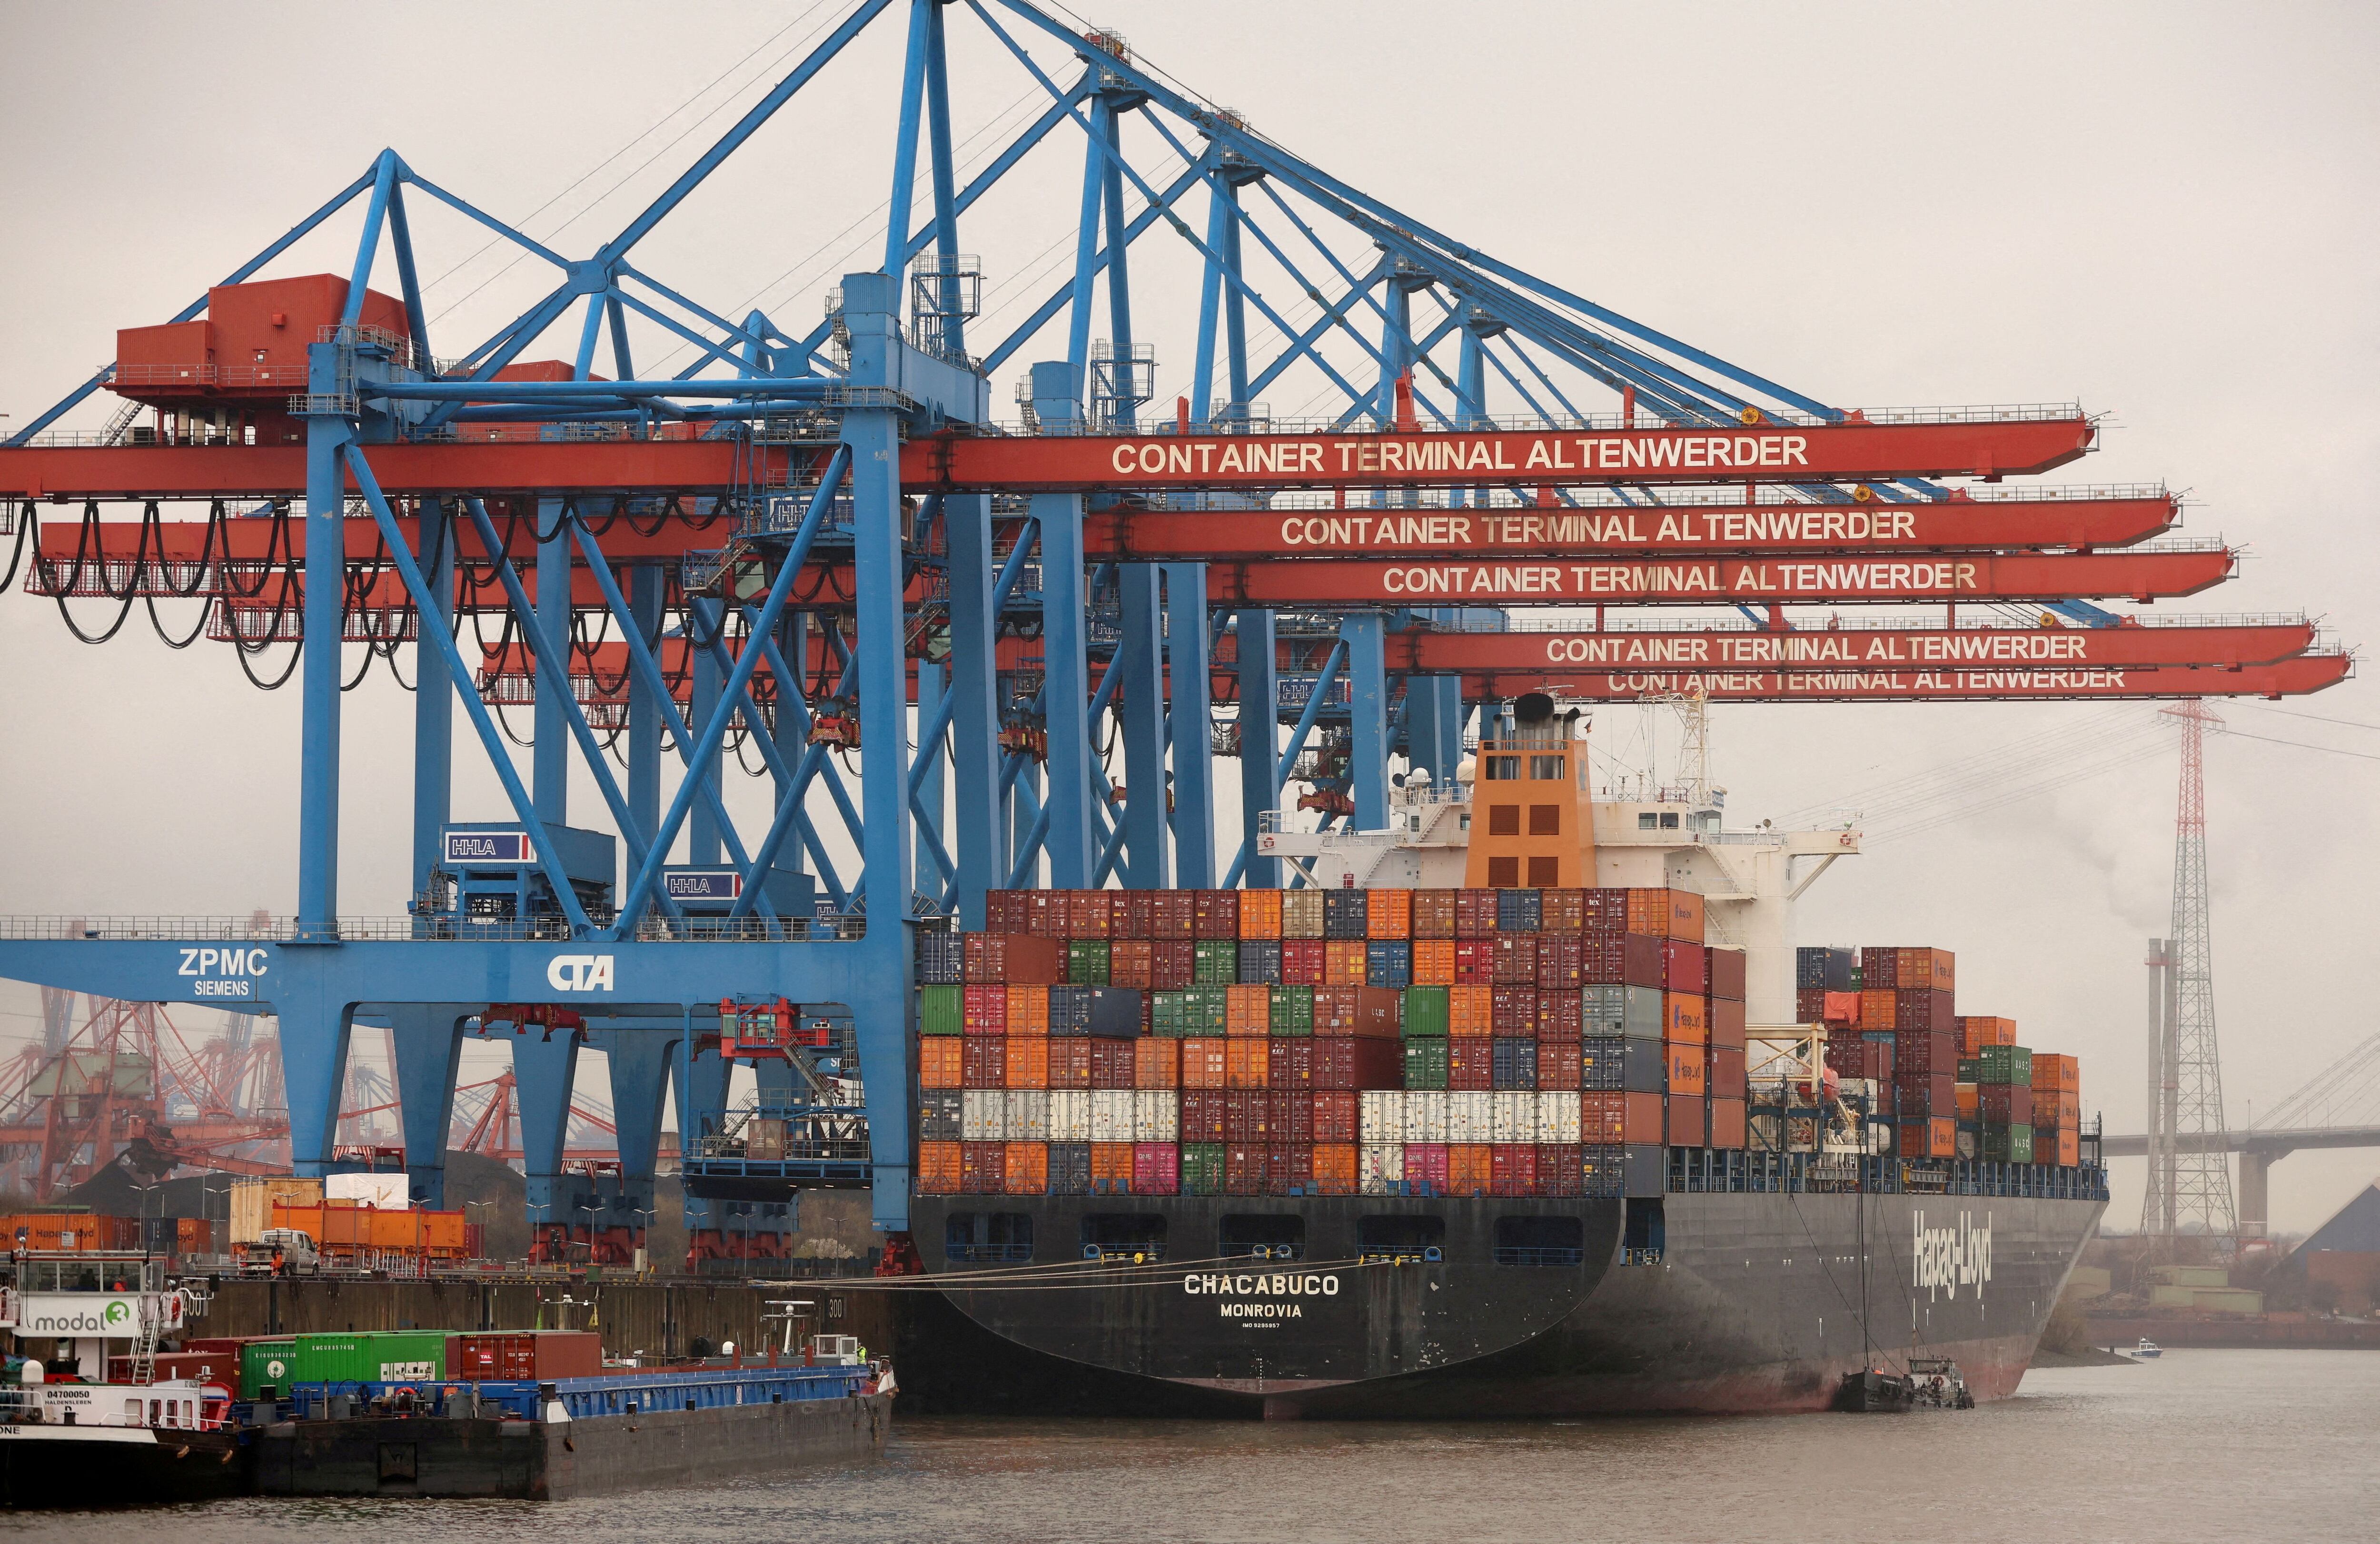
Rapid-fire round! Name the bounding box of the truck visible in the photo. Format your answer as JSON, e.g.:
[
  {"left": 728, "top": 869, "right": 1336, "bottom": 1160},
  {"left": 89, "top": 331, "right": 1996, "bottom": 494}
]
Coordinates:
[{"left": 238, "top": 1227, "right": 320, "bottom": 1277}]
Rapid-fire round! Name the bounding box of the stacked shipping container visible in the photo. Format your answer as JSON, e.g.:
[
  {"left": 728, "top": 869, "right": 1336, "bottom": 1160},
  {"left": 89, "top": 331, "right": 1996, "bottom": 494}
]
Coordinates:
[
  {"left": 1794, "top": 946, "right": 2087, "bottom": 1167},
  {"left": 918, "top": 887, "right": 1750, "bottom": 1198}
]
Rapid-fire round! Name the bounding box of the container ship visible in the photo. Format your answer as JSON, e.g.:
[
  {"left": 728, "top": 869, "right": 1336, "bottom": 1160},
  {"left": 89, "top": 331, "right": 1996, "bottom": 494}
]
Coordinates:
[{"left": 901, "top": 706, "right": 2106, "bottom": 1417}]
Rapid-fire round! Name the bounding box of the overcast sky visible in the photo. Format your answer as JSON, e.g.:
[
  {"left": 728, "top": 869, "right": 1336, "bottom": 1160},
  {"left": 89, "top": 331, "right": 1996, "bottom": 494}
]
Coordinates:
[{"left": 1, "top": 1, "right": 2375, "bottom": 1231}]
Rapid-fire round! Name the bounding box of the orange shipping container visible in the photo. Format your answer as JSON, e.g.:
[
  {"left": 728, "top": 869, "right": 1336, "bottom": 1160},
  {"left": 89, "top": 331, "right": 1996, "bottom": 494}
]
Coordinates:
[
  {"left": 1899, "top": 946, "right": 1955, "bottom": 992},
  {"left": 1448, "top": 985, "right": 1495, "bottom": 1037},
  {"left": 1662, "top": 993, "right": 1707, "bottom": 1044},
  {"left": 1090, "top": 1142, "right": 1135, "bottom": 1190},
  {"left": 1412, "top": 939, "right": 1457, "bottom": 986},
  {"left": 1954, "top": 1082, "right": 1980, "bottom": 1120},
  {"left": 920, "top": 1037, "right": 964, "bottom": 1088},
  {"left": 1181, "top": 1037, "right": 1229, "bottom": 1089},
  {"left": 1324, "top": 940, "right": 1368, "bottom": 986},
  {"left": 1960, "top": 1015, "right": 2016, "bottom": 1054},
  {"left": 917, "top": 1141, "right": 963, "bottom": 1193},
  {"left": 1134, "top": 1037, "right": 1180, "bottom": 1089},
  {"left": 1226, "top": 1039, "right": 1270, "bottom": 1089},
  {"left": 1050, "top": 1039, "right": 1093, "bottom": 1089},
  {"left": 1666, "top": 1042, "right": 1707, "bottom": 1096},
  {"left": 1626, "top": 887, "right": 1705, "bottom": 942},
  {"left": 1226, "top": 984, "right": 1271, "bottom": 1036},
  {"left": 1003, "top": 1142, "right": 1049, "bottom": 1194},
  {"left": 1238, "top": 889, "right": 1283, "bottom": 940},
  {"left": 1004, "top": 1035, "right": 1051, "bottom": 1089},
  {"left": 1447, "top": 1144, "right": 1493, "bottom": 1197},
  {"left": 2050, "top": 1128, "right": 2081, "bottom": 1167},
  {"left": 1312, "top": 1143, "right": 1359, "bottom": 1195},
  {"left": 2038, "top": 1089, "right": 2081, "bottom": 1128},
  {"left": 1006, "top": 984, "right": 1051, "bottom": 1034},
  {"left": 2030, "top": 1052, "right": 2081, "bottom": 1095},
  {"left": 1365, "top": 890, "right": 1413, "bottom": 939},
  {"left": 1861, "top": 989, "right": 1897, "bottom": 1030}
]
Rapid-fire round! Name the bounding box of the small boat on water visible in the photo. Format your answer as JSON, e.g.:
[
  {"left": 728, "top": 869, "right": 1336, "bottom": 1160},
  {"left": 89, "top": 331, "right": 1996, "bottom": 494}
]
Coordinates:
[
  {"left": 1835, "top": 1356, "right": 1975, "bottom": 1412},
  {"left": 2133, "top": 1338, "right": 2162, "bottom": 1359}
]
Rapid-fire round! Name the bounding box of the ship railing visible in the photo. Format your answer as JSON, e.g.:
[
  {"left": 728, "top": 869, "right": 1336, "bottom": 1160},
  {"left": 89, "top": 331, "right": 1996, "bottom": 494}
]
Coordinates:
[
  {"left": 1082, "top": 1243, "right": 1166, "bottom": 1263},
  {"left": 1619, "top": 1246, "right": 1665, "bottom": 1267},
  {"left": 1491, "top": 1246, "right": 1586, "bottom": 1267},
  {"left": 949, "top": 1244, "right": 1033, "bottom": 1265},
  {"left": 1355, "top": 1247, "right": 1442, "bottom": 1266}
]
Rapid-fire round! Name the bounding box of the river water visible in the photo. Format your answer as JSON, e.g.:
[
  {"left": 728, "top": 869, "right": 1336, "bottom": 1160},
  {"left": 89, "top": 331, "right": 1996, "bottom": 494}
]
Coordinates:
[{"left": 9, "top": 1351, "right": 2371, "bottom": 1541}]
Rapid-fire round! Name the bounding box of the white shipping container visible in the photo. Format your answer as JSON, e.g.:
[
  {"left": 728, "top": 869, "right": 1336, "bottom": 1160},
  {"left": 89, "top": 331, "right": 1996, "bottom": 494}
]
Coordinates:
[
  {"left": 1359, "top": 1089, "right": 1407, "bottom": 1146},
  {"left": 1132, "top": 1089, "right": 1180, "bottom": 1143},
  {"left": 1089, "top": 1089, "right": 1132, "bottom": 1143},
  {"left": 1359, "top": 1142, "right": 1405, "bottom": 1194},
  {"left": 1446, "top": 1090, "right": 1493, "bottom": 1144},
  {"left": 1401, "top": 1089, "right": 1447, "bottom": 1145},
  {"left": 1536, "top": 1090, "right": 1581, "bottom": 1145},
  {"left": 962, "top": 1088, "right": 1007, "bottom": 1142},
  {"left": 1492, "top": 1090, "right": 1530, "bottom": 1144},
  {"left": 1046, "top": 1089, "right": 1091, "bottom": 1143},
  {"left": 326, "top": 1172, "right": 409, "bottom": 1209},
  {"left": 1005, "top": 1088, "right": 1050, "bottom": 1142}
]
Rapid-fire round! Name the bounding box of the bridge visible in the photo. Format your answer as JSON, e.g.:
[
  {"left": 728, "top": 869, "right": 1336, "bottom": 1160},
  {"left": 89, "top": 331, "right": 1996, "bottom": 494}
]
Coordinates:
[{"left": 2103, "top": 1030, "right": 2380, "bottom": 1236}]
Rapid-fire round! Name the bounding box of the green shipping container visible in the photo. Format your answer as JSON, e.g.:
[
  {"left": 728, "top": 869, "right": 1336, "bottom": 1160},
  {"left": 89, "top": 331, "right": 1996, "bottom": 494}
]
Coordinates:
[
  {"left": 238, "top": 1338, "right": 300, "bottom": 1398},
  {"left": 1402, "top": 1038, "right": 1450, "bottom": 1089},
  {"left": 295, "top": 1330, "right": 451, "bottom": 1386},
  {"left": 1269, "top": 986, "right": 1314, "bottom": 1036},
  {"left": 1978, "top": 1045, "right": 2033, "bottom": 1086},
  {"left": 1181, "top": 1143, "right": 1227, "bottom": 1195},
  {"left": 1151, "top": 990, "right": 1187, "bottom": 1037},
  {"left": 1982, "top": 1123, "right": 2034, "bottom": 1164},
  {"left": 1956, "top": 1057, "right": 1983, "bottom": 1083},
  {"left": 1192, "top": 940, "right": 1236, "bottom": 985},
  {"left": 1068, "top": 940, "right": 1111, "bottom": 985},
  {"left": 919, "top": 984, "right": 965, "bottom": 1036},
  {"left": 1403, "top": 987, "right": 1449, "bottom": 1038},
  {"left": 1182, "top": 987, "right": 1230, "bottom": 1034}
]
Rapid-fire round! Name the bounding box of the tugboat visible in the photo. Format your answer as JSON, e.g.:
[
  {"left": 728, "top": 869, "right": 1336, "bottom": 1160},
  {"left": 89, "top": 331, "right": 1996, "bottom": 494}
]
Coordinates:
[
  {"left": 1835, "top": 1356, "right": 1974, "bottom": 1412},
  {"left": 0, "top": 1250, "right": 245, "bottom": 1505}
]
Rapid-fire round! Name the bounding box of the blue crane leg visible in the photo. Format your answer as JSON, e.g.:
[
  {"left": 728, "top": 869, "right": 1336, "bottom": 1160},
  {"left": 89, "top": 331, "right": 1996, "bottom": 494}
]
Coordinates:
[
  {"left": 1343, "top": 612, "right": 1389, "bottom": 829},
  {"left": 914, "top": 658, "right": 946, "bottom": 900},
  {"left": 294, "top": 371, "right": 349, "bottom": 941},
  {"left": 411, "top": 502, "right": 454, "bottom": 913},
  {"left": 511, "top": 1027, "right": 582, "bottom": 1258},
  {"left": 628, "top": 564, "right": 664, "bottom": 841},
  {"left": 942, "top": 491, "right": 1002, "bottom": 929},
  {"left": 1165, "top": 564, "right": 1215, "bottom": 887},
  {"left": 689, "top": 596, "right": 724, "bottom": 866},
  {"left": 1117, "top": 563, "right": 1167, "bottom": 887},
  {"left": 279, "top": 991, "right": 355, "bottom": 1180},
  {"left": 387, "top": 1003, "right": 470, "bottom": 1207},
  {"left": 1236, "top": 609, "right": 1280, "bottom": 887},
  {"left": 533, "top": 500, "right": 571, "bottom": 824}
]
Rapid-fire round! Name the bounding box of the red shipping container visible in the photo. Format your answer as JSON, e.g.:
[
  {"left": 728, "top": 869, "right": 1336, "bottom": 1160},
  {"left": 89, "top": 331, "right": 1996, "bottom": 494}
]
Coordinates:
[
  {"left": 1025, "top": 891, "right": 1068, "bottom": 938},
  {"left": 1710, "top": 996, "right": 1746, "bottom": 1050},
  {"left": 1894, "top": 1073, "right": 1956, "bottom": 1119},
  {"left": 962, "top": 1036, "right": 1006, "bottom": 1089},
  {"left": 1708, "top": 947, "right": 1747, "bottom": 1002},
  {"left": 1312, "top": 985, "right": 1358, "bottom": 1035},
  {"left": 1090, "top": 1039, "right": 1137, "bottom": 1089},
  {"left": 1535, "top": 933, "right": 1585, "bottom": 991},
  {"left": 1667, "top": 1093, "right": 1707, "bottom": 1147},
  {"left": 1111, "top": 889, "right": 1153, "bottom": 940},
  {"left": 1581, "top": 1091, "right": 1627, "bottom": 1144},
  {"left": 1622, "top": 934, "right": 1665, "bottom": 988},
  {"left": 1709, "top": 1097, "right": 1748, "bottom": 1150},
  {"left": 1540, "top": 889, "right": 1587, "bottom": 932},
  {"left": 454, "top": 1331, "right": 603, "bottom": 1382},
  {"left": 1490, "top": 1143, "right": 1540, "bottom": 1197},
  {"left": 1193, "top": 889, "right": 1240, "bottom": 940},
  {"left": 1537, "top": 1040, "right": 1583, "bottom": 1091},
  {"left": 1980, "top": 1083, "right": 2034, "bottom": 1125},
  {"left": 1455, "top": 889, "right": 1499, "bottom": 937},
  {"left": 1133, "top": 1142, "right": 1180, "bottom": 1194},
  {"left": 1067, "top": 890, "right": 1113, "bottom": 938},
  {"left": 986, "top": 890, "right": 1031, "bottom": 932},
  {"left": 1661, "top": 940, "right": 1708, "bottom": 994},
  {"left": 1180, "top": 1089, "right": 1226, "bottom": 1144},
  {"left": 1266, "top": 1144, "right": 1313, "bottom": 1195},
  {"left": 1283, "top": 938, "right": 1328, "bottom": 985},
  {"left": 1271, "top": 1038, "right": 1316, "bottom": 1090},
  {"left": 1108, "top": 939, "right": 1155, "bottom": 989},
  {"left": 1860, "top": 946, "right": 1899, "bottom": 989},
  {"left": 965, "top": 933, "right": 1066, "bottom": 984},
  {"left": 1411, "top": 890, "right": 1457, "bottom": 940},
  {"left": 1225, "top": 1144, "right": 1269, "bottom": 1195},
  {"left": 1353, "top": 986, "right": 1403, "bottom": 1038},
  {"left": 1151, "top": 938, "right": 1196, "bottom": 990},
  {"left": 1309, "top": 1038, "right": 1402, "bottom": 1090},
  {"left": 1582, "top": 887, "right": 1629, "bottom": 928},
  {"left": 1894, "top": 1029, "right": 1958, "bottom": 1075},
  {"left": 961, "top": 1141, "right": 1006, "bottom": 1193},
  {"left": 1709, "top": 1045, "right": 1747, "bottom": 1099},
  {"left": 1898, "top": 1117, "right": 1956, "bottom": 1159},
  {"left": 1049, "top": 1038, "right": 1092, "bottom": 1089},
  {"left": 1134, "top": 1037, "right": 1180, "bottom": 1089},
  {"left": 1491, "top": 985, "right": 1538, "bottom": 1037},
  {"left": 1448, "top": 1038, "right": 1494, "bottom": 1091},
  {"left": 1536, "top": 1144, "right": 1583, "bottom": 1197},
  {"left": 1796, "top": 986, "right": 1830, "bottom": 1022},
  {"left": 1894, "top": 988, "right": 1956, "bottom": 1032},
  {"left": 1223, "top": 1089, "right": 1268, "bottom": 1142},
  {"left": 1493, "top": 934, "right": 1539, "bottom": 985},
  {"left": 962, "top": 983, "right": 1008, "bottom": 1033},
  {"left": 1448, "top": 1144, "right": 1493, "bottom": 1196},
  {"left": 1150, "top": 891, "right": 1195, "bottom": 938},
  {"left": 1311, "top": 1089, "right": 1359, "bottom": 1143},
  {"left": 1453, "top": 938, "right": 1492, "bottom": 984},
  {"left": 1535, "top": 989, "right": 1583, "bottom": 1041},
  {"left": 1404, "top": 1142, "right": 1450, "bottom": 1193},
  {"left": 1267, "top": 1089, "right": 1316, "bottom": 1145},
  {"left": 1622, "top": 1090, "right": 1666, "bottom": 1144}
]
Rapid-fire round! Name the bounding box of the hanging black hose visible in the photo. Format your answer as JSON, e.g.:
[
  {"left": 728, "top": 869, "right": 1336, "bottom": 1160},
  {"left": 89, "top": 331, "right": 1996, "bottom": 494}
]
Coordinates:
[
  {"left": 36, "top": 500, "right": 99, "bottom": 598},
  {"left": 0, "top": 503, "right": 35, "bottom": 592},
  {"left": 145, "top": 593, "right": 213, "bottom": 649},
  {"left": 234, "top": 635, "right": 303, "bottom": 690},
  {"left": 531, "top": 495, "right": 575, "bottom": 544},
  {"left": 53, "top": 498, "right": 149, "bottom": 644}
]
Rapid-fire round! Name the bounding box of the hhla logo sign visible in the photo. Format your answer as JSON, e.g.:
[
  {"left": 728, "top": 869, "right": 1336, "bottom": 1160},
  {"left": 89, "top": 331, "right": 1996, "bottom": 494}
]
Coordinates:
[
  {"left": 546, "top": 954, "right": 616, "bottom": 992},
  {"left": 1914, "top": 1209, "right": 1993, "bottom": 1301}
]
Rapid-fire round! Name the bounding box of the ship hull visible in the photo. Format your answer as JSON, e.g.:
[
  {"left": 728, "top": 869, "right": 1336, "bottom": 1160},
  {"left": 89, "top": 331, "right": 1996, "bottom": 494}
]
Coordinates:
[{"left": 901, "top": 1188, "right": 2102, "bottom": 1418}]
